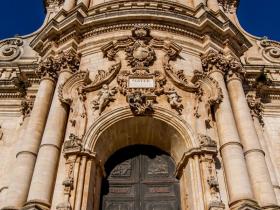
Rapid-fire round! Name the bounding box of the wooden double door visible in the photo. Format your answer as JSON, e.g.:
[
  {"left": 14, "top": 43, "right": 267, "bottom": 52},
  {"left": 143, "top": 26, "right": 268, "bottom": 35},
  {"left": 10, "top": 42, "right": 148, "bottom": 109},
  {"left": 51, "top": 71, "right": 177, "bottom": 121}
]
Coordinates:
[{"left": 100, "top": 145, "right": 181, "bottom": 210}]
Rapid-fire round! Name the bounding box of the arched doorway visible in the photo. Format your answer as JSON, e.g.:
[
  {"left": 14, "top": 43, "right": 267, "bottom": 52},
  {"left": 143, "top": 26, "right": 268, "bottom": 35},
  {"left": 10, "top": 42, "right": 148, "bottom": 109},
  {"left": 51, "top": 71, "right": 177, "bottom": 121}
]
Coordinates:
[{"left": 100, "top": 145, "right": 181, "bottom": 210}]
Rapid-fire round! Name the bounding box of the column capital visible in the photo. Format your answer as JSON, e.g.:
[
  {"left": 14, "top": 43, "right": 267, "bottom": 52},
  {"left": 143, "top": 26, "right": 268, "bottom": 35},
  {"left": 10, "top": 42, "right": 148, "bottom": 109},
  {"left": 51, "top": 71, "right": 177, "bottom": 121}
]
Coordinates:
[
  {"left": 226, "top": 57, "right": 245, "bottom": 83},
  {"left": 201, "top": 50, "right": 228, "bottom": 75},
  {"left": 37, "top": 56, "right": 60, "bottom": 81},
  {"left": 56, "top": 50, "right": 81, "bottom": 74},
  {"left": 246, "top": 93, "right": 264, "bottom": 126}
]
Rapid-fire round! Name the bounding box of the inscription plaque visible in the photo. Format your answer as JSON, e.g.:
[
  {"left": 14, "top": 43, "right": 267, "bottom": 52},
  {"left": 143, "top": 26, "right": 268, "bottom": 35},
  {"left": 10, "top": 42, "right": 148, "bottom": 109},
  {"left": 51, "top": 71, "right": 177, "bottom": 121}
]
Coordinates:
[{"left": 128, "top": 77, "right": 155, "bottom": 88}]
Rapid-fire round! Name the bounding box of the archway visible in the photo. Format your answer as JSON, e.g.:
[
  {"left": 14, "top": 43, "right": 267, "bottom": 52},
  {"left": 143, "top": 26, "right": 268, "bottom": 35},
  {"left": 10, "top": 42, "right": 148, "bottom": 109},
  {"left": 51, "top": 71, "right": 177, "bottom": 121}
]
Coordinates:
[
  {"left": 100, "top": 145, "right": 181, "bottom": 210},
  {"left": 79, "top": 107, "right": 203, "bottom": 210}
]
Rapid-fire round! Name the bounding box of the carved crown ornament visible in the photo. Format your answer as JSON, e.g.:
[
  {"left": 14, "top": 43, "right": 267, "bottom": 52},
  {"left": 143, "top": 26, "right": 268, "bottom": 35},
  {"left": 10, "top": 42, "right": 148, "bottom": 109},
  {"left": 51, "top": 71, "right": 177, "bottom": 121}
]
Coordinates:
[{"left": 59, "top": 27, "right": 224, "bottom": 117}]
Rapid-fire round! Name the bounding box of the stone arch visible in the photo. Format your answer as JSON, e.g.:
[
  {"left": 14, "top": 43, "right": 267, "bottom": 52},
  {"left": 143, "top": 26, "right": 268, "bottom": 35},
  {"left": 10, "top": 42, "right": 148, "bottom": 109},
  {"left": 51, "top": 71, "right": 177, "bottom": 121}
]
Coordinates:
[{"left": 83, "top": 106, "right": 198, "bottom": 167}]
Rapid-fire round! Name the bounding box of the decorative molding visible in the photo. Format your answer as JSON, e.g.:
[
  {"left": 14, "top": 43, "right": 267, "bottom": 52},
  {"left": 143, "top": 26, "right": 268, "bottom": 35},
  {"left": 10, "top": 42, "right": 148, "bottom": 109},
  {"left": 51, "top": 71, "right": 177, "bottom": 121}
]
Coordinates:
[
  {"left": 56, "top": 50, "right": 81, "bottom": 73},
  {"left": 0, "top": 38, "right": 23, "bottom": 62}
]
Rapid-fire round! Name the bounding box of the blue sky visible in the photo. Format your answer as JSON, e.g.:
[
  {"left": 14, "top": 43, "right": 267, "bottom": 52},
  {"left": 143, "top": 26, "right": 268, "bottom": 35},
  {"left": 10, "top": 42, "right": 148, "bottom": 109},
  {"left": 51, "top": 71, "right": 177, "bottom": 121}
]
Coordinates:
[{"left": 0, "top": 0, "right": 279, "bottom": 41}]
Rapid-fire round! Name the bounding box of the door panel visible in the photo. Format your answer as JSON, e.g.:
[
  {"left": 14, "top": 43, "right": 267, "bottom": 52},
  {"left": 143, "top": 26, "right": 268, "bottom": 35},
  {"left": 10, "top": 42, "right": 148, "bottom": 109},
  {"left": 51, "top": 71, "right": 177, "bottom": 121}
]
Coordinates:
[{"left": 101, "top": 145, "right": 181, "bottom": 210}]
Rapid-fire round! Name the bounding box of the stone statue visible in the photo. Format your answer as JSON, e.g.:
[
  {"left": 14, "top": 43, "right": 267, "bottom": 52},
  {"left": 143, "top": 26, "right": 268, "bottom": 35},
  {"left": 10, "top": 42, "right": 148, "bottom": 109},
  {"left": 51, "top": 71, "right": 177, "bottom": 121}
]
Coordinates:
[
  {"left": 165, "top": 87, "right": 183, "bottom": 114},
  {"left": 69, "top": 87, "right": 87, "bottom": 139},
  {"left": 91, "top": 84, "right": 117, "bottom": 115}
]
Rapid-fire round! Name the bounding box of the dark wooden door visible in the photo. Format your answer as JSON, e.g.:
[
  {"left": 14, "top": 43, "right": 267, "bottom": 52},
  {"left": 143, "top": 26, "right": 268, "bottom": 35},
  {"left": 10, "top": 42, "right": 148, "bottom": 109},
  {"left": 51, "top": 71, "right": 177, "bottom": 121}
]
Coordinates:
[{"left": 100, "top": 145, "right": 181, "bottom": 210}]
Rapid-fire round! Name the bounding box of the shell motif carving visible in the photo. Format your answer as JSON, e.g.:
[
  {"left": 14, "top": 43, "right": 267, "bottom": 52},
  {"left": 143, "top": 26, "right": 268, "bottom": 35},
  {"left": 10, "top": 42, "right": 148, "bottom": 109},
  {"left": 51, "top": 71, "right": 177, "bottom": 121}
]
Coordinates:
[
  {"left": 0, "top": 38, "right": 23, "bottom": 62},
  {"left": 260, "top": 39, "right": 280, "bottom": 64}
]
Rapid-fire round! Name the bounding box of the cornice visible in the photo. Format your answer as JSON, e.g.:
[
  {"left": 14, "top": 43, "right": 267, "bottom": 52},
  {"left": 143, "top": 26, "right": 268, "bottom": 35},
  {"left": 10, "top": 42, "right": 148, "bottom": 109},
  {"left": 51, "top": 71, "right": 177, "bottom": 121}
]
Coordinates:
[{"left": 30, "top": 1, "right": 251, "bottom": 57}]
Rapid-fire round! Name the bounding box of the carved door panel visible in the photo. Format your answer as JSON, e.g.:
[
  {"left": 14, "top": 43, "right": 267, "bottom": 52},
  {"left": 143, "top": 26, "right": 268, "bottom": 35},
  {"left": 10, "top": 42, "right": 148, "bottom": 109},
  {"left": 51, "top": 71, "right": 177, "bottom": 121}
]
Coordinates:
[{"left": 101, "top": 146, "right": 181, "bottom": 210}]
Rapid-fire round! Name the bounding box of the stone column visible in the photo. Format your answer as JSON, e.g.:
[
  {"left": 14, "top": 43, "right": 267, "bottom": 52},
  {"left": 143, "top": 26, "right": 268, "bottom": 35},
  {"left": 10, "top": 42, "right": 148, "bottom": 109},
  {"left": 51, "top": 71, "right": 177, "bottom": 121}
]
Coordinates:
[
  {"left": 2, "top": 58, "right": 58, "bottom": 210},
  {"left": 250, "top": 96, "right": 280, "bottom": 204},
  {"left": 63, "top": 0, "right": 76, "bottom": 11},
  {"left": 226, "top": 59, "right": 278, "bottom": 208},
  {"left": 24, "top": 51, "right": 81, "bottom": 209},
  {"left": 77, "top": 0, "right": 90, "bottom": 7},
  {"left": 74, "top": 155, "right": 87, "bottom": 210},
  {"left": 227, "top": 64, "right": 279, "bottom": 209},
  {"left": 201, "top": 51, "right": 257, "bottom": 209},
  {"left": 207, "top": 0, "right": 220, "bottom": 12}
]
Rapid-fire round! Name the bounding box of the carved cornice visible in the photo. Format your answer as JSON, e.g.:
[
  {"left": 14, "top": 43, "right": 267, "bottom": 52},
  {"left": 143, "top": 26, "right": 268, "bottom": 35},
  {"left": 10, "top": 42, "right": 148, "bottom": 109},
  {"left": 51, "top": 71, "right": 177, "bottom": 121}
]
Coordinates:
[{"left": 30, "top": 2, "right": 251, "bottom": 57}]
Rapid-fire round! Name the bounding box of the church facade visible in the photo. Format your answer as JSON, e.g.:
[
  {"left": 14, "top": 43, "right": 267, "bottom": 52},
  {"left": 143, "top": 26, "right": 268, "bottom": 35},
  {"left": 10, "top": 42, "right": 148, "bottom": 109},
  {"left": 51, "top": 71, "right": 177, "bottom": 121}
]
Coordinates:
[{"left": 1, "top": 0, "right": 280, "bottom": 209}]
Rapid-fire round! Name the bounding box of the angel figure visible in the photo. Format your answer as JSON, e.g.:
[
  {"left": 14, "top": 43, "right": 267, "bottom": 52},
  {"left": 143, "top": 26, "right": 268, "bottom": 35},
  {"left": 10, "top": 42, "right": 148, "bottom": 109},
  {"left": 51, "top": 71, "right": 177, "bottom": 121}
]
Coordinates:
[
  {"left": 165, "top": 87, "right": 183, "bottom": 114},
  {"left": 92, "top": 84, "right": 117, "bottom": 115}
]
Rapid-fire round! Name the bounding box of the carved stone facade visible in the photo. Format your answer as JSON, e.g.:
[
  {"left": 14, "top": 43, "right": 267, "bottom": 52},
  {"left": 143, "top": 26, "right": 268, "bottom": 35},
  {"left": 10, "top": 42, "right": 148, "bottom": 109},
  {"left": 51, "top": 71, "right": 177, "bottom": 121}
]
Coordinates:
[{"left": 1, "top": 0, "right": 280, "bottom": 210}]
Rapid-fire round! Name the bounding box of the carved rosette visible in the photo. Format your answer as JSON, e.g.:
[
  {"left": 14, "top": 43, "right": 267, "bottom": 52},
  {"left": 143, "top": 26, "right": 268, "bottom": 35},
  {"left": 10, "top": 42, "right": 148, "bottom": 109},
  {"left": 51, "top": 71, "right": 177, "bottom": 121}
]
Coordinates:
[
  {"left": 246, "top": 93, "right": 264, "bottom": 126},
  {"left": 259, "top": 38, "right": 280, "bottom": 64},
  {"left": 201, "top": 50, "right": 228, "bottom": 75},
  {"left": 0, "top": 38, "right": 23, "bottom": 62}
]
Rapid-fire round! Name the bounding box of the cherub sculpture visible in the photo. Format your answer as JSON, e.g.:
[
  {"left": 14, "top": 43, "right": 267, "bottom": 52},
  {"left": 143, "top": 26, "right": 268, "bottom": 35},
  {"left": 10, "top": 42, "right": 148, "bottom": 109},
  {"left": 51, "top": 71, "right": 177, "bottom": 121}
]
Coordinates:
[
  {"left": 165, "top": 87, "right": 183, "bottom": 114},
  {"left": 91, "top": 84, "right": 117, "bottom": 115}
]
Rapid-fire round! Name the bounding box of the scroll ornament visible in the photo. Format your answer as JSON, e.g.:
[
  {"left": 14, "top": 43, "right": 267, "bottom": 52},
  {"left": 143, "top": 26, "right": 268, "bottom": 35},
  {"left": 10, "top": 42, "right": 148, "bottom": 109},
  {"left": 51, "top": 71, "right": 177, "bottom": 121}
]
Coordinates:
[
  {"left": 259, "top": 38, "right": 280, "bottom": 64},
  {"left": 0, "top": 38, "right": 23, "bottom": 62}
]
